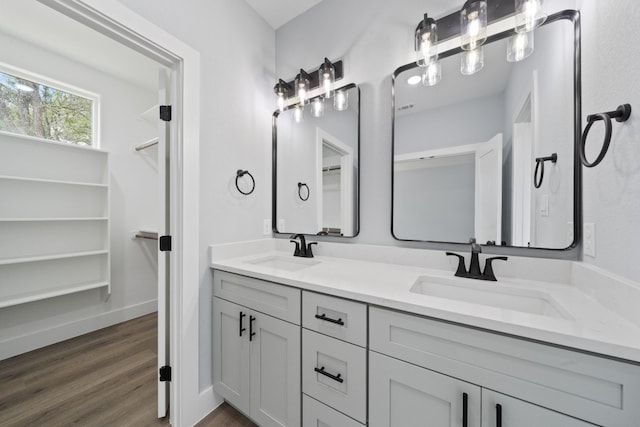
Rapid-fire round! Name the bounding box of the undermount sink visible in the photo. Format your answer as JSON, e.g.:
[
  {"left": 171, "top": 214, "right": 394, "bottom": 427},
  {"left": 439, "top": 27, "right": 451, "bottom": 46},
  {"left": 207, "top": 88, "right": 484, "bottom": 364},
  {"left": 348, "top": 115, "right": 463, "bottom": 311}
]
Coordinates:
[
  {"left": 245, "top": 255, "right": 320, "bottom": 272},
  {"left": 410, "top": 275, "right": 571, "bottom": 319}
]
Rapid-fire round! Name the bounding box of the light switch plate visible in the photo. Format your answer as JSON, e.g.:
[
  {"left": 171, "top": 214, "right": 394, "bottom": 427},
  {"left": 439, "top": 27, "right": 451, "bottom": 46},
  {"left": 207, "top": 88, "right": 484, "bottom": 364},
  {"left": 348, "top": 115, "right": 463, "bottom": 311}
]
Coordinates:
[
  {"left": 263, "top": 219, "right": 271, "bottom": 235},
  {"left": 584, "top": 223, "right": 596, "bottom": 257}
]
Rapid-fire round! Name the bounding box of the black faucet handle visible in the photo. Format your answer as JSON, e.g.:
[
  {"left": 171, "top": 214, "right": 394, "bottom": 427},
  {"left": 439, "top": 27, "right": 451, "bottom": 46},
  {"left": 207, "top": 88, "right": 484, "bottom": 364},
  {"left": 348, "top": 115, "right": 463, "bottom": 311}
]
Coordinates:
[
  {"left": 306, "top": 242, "right": 318, "bottom": 258},
  {"left": 446, "top": 252, "right": 467, "bottom": 277},
  {"left": 482, "top": 256, "right": 508, "bottom": 281},
  {"left": 289, "top": 240, "right": 301, "bottom": 256}
]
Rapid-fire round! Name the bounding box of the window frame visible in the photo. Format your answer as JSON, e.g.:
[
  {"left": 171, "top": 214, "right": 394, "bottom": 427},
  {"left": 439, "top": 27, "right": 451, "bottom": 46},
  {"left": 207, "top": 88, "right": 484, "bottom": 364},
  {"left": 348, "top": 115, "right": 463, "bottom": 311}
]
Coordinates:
[{"left": 0, "top": 62, "right": 101, "bottom": 148}]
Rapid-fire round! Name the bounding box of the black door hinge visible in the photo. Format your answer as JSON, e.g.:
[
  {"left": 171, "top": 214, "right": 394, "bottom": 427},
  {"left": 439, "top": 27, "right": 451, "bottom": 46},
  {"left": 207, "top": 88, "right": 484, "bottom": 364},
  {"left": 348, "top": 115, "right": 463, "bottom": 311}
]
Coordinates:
[
  {"left": 159, "top": 235, "right": 172, "bottom": 252},
  {"left": 160, "top": 105, "right": 172, "bottom": 122},
  {"left": 159, "top": 365, "right": 172, "bottom": 382}
]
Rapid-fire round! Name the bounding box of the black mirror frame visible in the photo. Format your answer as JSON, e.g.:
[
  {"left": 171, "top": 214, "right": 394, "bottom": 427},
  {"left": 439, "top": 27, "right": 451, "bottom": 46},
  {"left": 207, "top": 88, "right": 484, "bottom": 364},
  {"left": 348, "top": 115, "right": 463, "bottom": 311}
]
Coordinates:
[
  {"left": 391, "top": 10, "right": 582, "bottom": 260},
  {"left": 272, "top": 83, "right": 361, "bottom": 240}
]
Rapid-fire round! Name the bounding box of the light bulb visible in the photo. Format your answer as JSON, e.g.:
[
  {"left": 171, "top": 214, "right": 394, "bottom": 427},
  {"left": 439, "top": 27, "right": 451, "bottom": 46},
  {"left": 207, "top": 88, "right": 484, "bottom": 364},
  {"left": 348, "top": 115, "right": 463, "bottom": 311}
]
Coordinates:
[
  {"left": 422, "top": 61, "right": 441, "bottom": 86},
  {"left": 295, "top": 71, "right": 310, "bottom": 105},
  {"left": 507, "top": 31, "right": 534, "bottom": 62},
  {"left": 311, "top": 97, "right": 324, "bottom": 118},
  {"left": 294, "top": 104, "right": 304, "bottom": 123},
  {"left": 277, "top": 93, "right": 285, "bottom": 112},
  {"left": 461, "top": 47, "right": 484, "bottom": 75},
  {"left": 415, "top": 14, "right": 438, "bottom": 66},
  {"left": 298, "top": 85, "right": 307, "bottom": 104},
  {"left": 273, "top": 79, "right": 289, "bottom": 113},
  {"left": 515, "top": 0, "right": 546, "bottom": 33},
  {"left": 334, "top": 90, "right": 348, "bottom": 111},
  {"left": 319, "top": 59, "right": 336, "bottom": 98},
  {"left": 461, "top": 1, "right": 487, "bottom": 50}
]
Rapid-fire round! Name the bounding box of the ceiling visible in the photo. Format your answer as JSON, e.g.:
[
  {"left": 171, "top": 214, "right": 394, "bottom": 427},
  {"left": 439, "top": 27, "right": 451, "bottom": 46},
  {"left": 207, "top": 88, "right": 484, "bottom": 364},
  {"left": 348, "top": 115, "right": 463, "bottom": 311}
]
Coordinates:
[
  {"left": 245, "top": 0, "right": 325, "bottom": 29},
  {"left": 0, "top": 0, "right": 161, "bottom": 92}
]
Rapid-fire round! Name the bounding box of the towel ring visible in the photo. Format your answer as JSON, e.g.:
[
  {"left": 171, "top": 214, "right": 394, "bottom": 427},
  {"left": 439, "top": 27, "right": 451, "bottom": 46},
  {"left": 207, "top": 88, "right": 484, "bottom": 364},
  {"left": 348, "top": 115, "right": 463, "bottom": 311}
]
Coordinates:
[
  {"left": 298, "top": 182, "right": 310, "bottom": 201},
  {"left": 235, "top": 170, "right": 255, "bottom": 195},
  {"left": 533, "top": 153, "right": 557, "bottom": 189},
  {"left": 580, "top": 104, "right": 631, "bottom": 168}
]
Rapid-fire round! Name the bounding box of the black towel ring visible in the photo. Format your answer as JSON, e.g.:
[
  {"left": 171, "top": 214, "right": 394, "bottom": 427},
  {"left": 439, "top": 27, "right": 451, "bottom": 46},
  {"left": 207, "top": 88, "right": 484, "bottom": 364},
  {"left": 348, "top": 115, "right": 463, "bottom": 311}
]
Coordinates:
[
  {"left": 235, "top": 170, "right": 255, "bottom": 195},
  {"left": 298, "top": 182, "right": 309, "bottom": 201},
  {"left": 580, "top": 104, "right": 632, "bottom": 168},
  {"left": 534, "top": 153, "right": 558, "bottom": 189}
]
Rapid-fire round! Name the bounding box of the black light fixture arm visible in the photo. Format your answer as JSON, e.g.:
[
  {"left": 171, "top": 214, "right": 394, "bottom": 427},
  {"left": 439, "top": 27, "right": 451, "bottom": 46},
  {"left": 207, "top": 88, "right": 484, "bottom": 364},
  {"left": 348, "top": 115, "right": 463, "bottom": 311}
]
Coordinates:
[
  {"left": 533, "top": 153, "right": 558, "bottom": 189},
  {"left": 580, "top": 103, "right": 632, "bottom": 168}
]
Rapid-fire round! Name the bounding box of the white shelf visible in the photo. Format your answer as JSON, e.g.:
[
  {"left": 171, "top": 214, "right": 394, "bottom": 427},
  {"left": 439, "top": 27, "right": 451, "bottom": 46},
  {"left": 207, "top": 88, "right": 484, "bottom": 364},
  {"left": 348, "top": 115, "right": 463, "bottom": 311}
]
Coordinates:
[
  {"left": 0, "top": 250, "right": 108, "bottom": 266},
  {"left": 0, "top": 280, "right": 109, "bottom": 308},
  {"left": 0, "top": 217, "right": 108, "bottom": 222},
  {"left": 0, "top": 175, "right": 108, "bottom": 188}
]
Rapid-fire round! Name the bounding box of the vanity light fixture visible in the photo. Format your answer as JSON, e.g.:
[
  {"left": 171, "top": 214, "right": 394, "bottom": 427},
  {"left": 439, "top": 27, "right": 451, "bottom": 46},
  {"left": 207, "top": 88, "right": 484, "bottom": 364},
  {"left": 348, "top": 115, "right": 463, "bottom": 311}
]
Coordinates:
[
  {"left": 319, "top": 58, "right": 335, "bottom": 98},
  {"left": 415, "top": 13, "right": 438, "bottom": 67},
  {"left": 461, "top": 47, "right": 484, "bottom": 75},
  {"left": 311, "top": 97, "right": 325, "bottom": 117},
  {"left": 515, "top": 0, "right": 546, "bottom": 33},
  {"left": 506, "top": 30, "right": 534, "bottom": 62},
  {"left": 294, "top": 104, "right": 304, "bottom": 123},
  {"left": 422, "top": 61, "right": 442, "bottom": 86},
  {"left": 295, "top": 69, "right": 312, "bottom": 105},
  {"left": 334, "top": 90, "right": 348, "bottom": 111},
  {"left": 460, "top": 0, "right": 487, "bottom": 51},
  {"left": 273, "top": 79, "right": 291, "bottom": 112}
]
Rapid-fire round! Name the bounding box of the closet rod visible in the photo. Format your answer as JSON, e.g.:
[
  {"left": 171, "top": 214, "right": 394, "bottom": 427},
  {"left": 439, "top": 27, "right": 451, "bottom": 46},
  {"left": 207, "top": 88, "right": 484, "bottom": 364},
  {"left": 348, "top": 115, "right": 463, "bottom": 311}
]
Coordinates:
[
  {"left": 134, "top": 231, "right": 158, "bottom": 240},
  {"left": 134, "top": 138, "right": 159, "bottom": 151}
]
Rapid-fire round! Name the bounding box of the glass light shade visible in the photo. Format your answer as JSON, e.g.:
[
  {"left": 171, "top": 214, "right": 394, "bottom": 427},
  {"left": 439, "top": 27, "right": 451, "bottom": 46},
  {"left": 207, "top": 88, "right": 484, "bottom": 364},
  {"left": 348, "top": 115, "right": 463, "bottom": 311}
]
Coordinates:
[
  {"left": 515, "top": 0, "right": 546, "bottom": 33},
  {"left": 319, "top": 60, "right": 335, "bottom": 98},
  {"left": 294, "top": 104, "right": 304, "bottom": 123},
  {"left": 274, "top": 80, "right": 289, "bottom": 112},
  {"left": 461, "top": 47, "right": 484, "bottom": 75},
  {"left": 276, "top": 93, "right": 286, "bottom": 112},
  {"left": 295, "top": 74, "right": 310, "bottom": 104},
  {"left": 415, "top": 14, "right": 438, "bottom": 67},
  {"left": 422, "top": 61, "right": 441, "bottom": 86},
  {"left": 334, "top": 90, "right": 349, "bottom": 111},
  {"left": 460, "top": 0, "right": 487, "bottom": 51},
  {"left": 311, "top": 97, "right": 325, "bottom": 118},
  {"left": 507, "top": 31, "right": 534, "bottom": 62}
]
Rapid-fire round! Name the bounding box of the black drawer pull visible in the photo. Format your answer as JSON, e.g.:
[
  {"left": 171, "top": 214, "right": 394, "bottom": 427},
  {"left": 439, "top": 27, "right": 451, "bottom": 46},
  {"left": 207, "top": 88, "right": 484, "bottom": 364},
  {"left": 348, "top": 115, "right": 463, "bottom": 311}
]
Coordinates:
[
  {"left": 314, "top": 366, "right": 344, "bottom": 383},
  {"left": 496, "top": 403, "right": 502, "bottom": 427},
  {"left": 315, "top": 313, "right": 344, "bottom": 326},
  {"left": 249, "top": 315, "right": 256, "bottom": 341},
  {"left": 462, "top": 393, "right": 468, "bottom": 427},
  {"left": 239, "top": 312, "right": 246, "bottom": 337}
]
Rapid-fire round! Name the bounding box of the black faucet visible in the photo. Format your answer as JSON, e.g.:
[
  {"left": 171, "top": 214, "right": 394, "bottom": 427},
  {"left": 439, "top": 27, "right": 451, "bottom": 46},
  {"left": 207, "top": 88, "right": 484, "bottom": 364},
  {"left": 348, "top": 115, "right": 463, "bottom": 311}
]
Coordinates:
[
  {"left": 446, "top": 238, "right": 508, "bottom": 281},
  {"left": 290, "top": 234, "right": 317, "bottom": 258}
]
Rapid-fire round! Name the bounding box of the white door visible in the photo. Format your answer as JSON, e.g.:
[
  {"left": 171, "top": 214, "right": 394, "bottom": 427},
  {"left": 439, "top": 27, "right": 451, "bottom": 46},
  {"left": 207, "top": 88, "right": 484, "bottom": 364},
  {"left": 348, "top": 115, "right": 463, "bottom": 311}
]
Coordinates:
[
  {"left": 482, "top": 390, "right": 597, "bottom": 427},
  {"left": 369, "top": 352, "right": 481, "bottom": 427},
  {"left": 157, "top": 69, "right": 171, "bottom": 418},
  {"left": 250, "top": 312, "right": 301, "bottom": 427},
  {"left": 474, "top": 134, "right": 503, "bottom": 244}
]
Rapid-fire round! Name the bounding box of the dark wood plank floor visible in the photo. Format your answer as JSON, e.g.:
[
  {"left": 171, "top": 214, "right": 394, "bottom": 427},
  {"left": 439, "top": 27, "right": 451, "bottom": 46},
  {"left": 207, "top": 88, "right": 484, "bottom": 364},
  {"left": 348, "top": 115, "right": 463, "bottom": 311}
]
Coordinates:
[{"left": 0, "top": 313, "right": 254, "bottom": 426}]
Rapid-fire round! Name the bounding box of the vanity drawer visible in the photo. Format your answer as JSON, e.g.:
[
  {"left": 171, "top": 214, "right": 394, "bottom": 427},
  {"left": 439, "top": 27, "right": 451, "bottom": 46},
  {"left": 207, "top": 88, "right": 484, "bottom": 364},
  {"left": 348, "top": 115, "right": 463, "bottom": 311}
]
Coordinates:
[
  {"left": 302, "top": 329, "right": 366, "bottom": 423},
  {"left": 302, "top": 291, "right": 367, "bottom": 346},
  {"left": 303, "top": 394, "right": 364, "bottom": 427},
  {"left": 213, "top": 270, "right": 301, "bottom": 324},
  {"left": 369, "top": 306, "right": 640, "bottom": 427}
]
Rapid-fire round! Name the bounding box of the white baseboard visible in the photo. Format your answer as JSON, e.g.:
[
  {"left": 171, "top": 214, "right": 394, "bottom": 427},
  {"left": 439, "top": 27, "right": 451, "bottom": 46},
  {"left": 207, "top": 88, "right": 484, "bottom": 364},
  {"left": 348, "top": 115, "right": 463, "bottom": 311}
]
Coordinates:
[
  {"left": 193, "top": 386, "right": 224, "bottom": 426},
  {"left": 0, "top": 299, "right": 158, "bottom": 360}
]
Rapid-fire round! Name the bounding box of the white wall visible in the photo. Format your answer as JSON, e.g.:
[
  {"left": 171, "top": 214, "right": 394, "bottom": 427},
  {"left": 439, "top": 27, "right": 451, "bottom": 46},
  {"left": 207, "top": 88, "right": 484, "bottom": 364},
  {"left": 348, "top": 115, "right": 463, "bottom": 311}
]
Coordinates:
[
  {"left": 113, "top": 0, "right": 276, "bottom": 393},
  {"left": 0, "top": 30, "right": 158, "bottom": 359}
]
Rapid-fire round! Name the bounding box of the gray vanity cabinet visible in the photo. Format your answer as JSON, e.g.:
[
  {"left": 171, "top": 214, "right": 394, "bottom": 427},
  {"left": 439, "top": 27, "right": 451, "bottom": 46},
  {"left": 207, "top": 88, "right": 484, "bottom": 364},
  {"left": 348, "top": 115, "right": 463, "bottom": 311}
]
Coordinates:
[
  {"left": 213, "top": 271, "right": 301, "bottom": 427},
  {"left": 369, "top": 351, "right": 481, "bottom": 427}
]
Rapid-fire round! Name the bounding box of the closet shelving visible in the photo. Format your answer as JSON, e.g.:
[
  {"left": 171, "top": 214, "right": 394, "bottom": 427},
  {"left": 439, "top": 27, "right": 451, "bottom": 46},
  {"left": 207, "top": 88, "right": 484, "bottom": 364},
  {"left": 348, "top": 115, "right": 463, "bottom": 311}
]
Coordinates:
[{"left": 0, "top": 131, "right": 110, "bottom": 308}]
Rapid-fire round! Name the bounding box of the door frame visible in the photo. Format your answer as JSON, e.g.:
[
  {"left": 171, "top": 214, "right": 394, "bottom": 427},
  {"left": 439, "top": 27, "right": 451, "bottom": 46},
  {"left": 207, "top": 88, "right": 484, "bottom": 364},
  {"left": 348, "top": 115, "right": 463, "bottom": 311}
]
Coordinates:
[{"left": 37, "top": 1, "right": 204, "bottom": 425}]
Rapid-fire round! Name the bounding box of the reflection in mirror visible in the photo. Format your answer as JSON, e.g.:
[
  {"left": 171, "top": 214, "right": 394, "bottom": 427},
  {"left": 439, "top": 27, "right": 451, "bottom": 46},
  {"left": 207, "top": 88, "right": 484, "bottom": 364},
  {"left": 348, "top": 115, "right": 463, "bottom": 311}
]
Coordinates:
[
  {"left": 393, "top": 13, "right": 578, "bottom": 250},
  {"left": 275, "top": 84, "right": 359, "bottom": 237}
]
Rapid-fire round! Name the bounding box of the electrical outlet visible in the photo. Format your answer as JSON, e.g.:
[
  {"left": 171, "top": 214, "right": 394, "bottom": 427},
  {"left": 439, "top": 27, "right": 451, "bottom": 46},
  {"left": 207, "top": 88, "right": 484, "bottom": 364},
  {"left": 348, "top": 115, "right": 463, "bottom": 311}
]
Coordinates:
[
  {"left": 567, "top": 222, "right": 574, "bottom": 243},
  {"left": 584, "top": 223, "right": 596, "bottom": 257},
  {"left": 263, "top": 219, "right": 271, "bottom": 236},
  {"left": 278, "top": 219, "right": 285, "bottom": 232}
]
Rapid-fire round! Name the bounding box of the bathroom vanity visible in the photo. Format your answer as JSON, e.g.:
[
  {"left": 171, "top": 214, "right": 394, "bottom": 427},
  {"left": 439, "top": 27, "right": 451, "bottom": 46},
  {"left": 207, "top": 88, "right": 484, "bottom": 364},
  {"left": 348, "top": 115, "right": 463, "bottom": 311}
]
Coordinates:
[{"left": 210, "top": 242, "right": 640, "bottom": 427}]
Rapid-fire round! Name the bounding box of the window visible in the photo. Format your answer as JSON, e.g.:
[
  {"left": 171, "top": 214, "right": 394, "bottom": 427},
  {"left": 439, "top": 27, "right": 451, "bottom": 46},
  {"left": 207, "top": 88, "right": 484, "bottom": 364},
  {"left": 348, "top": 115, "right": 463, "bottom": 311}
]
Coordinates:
[{"left": 0, "top": 65, "right": 99, "bottom": 146}]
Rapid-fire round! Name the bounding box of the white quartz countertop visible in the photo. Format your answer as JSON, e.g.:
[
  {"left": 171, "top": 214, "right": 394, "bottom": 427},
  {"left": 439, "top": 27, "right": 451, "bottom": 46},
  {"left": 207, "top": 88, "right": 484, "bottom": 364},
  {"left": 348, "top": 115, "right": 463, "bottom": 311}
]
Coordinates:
[{"left": 210, "top": 248, "right": 640, "bottom": 363}]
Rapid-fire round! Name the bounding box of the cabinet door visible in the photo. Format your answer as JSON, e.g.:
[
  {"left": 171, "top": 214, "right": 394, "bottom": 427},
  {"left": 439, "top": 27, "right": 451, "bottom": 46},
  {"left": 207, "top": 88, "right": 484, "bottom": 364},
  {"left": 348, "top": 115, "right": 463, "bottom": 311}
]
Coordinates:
[
  {"left": 370, "top": 352, "right": 481, "bottom": 427},
  {"left": 250, "top": 312, "right": 301, "bottom": 427},
  {"left": 213, "top": 298, "right": 250, "bottom": 413},
  {"left": 481, "top": 390, "right": 597, "bottom": 427}
]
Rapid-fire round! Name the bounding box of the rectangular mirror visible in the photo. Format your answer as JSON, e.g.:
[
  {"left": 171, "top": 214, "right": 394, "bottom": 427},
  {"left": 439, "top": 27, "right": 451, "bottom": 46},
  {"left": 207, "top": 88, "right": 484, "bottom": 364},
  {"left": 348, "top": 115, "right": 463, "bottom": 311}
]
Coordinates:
[
  {"left": 392, "top": 11, "right": 580, "bottom": 252},
  {"left": 274, "top": 84, "right": 359, "bottom": 237}
]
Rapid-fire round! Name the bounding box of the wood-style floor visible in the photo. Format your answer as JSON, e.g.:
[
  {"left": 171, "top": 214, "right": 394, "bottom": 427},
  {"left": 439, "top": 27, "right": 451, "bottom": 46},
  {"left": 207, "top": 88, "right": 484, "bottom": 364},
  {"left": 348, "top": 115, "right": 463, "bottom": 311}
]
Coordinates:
[{"left": 0, "top": 313, "right": 255, "bottom": 427}]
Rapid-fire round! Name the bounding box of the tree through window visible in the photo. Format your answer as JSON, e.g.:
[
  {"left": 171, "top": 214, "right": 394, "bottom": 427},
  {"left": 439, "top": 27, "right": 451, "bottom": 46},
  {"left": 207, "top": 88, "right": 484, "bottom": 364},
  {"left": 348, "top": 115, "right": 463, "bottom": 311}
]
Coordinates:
[{"left": 0, "top": 70, "right": 95, "bottom": 146}]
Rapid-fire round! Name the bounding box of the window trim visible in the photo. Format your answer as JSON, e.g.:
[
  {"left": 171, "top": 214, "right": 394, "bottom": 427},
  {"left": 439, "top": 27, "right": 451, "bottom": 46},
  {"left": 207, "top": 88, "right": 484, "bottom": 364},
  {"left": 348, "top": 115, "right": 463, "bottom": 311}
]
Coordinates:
[{"left": 0, "top": 61, "right": 101, "bottom": 147}]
